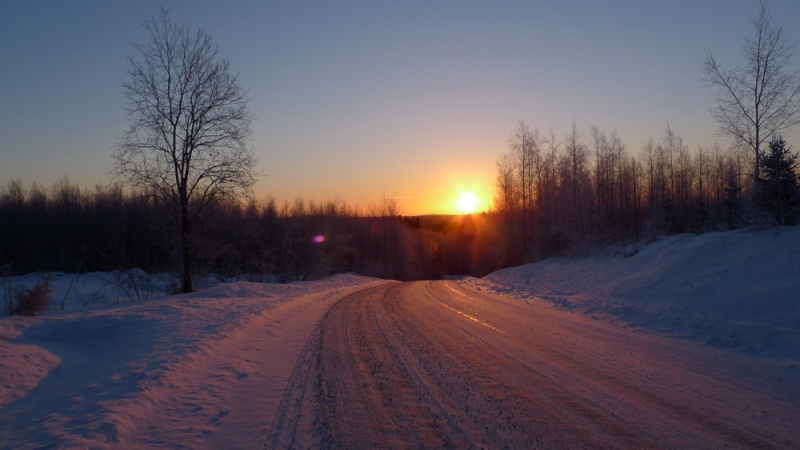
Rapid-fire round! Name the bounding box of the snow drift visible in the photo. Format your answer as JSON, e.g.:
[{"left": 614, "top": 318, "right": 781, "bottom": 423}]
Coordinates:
[{"left": 464, "top": 226, "right": 800, "bottom": 359}]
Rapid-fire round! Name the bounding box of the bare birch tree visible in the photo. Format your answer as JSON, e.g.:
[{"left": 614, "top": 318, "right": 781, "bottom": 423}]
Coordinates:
[
  {"left": 703, "top": 0, "right": 800, "bottom": 180},
  {"left": 113, "top": 9, "right": 257, "bottom": 293},
  {"left": 509, "top": 121, "right": 538, "bottom": 253}
]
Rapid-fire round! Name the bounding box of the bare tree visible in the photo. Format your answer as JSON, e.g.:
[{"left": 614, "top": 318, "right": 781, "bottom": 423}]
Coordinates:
[
  {"left": 113, "top": 9, "right": 258, "bottom": 293},
  {"left": 492, "top": 153, "right": 516, "bottom": 215},
  {"left": 509, "top": 121, "right": 538, "bottom": 253},
  {"left": 703, "top": 0, "right": 800, "bottom": 180}
]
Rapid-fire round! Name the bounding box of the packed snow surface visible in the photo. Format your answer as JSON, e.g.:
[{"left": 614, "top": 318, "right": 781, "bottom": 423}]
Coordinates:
[
  {"left": 464, "top": 225, "right": 800, "bottom": 359},
  {"left": 267, "top": 281, "right": 799, "bottom": 448}
]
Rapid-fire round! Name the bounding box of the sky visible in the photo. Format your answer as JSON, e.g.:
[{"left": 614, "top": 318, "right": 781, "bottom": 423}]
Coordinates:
[{"left": 2, "top": 1, "right": 800, "bottom": 215}]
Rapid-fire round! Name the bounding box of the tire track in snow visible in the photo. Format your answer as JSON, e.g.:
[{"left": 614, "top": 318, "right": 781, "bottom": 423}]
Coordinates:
[
  {"left": 265, "top": 280, "right": 800, "bottom": 449},
  {"left": 428, "top": 282, "right": 788, "bottom": 448}
]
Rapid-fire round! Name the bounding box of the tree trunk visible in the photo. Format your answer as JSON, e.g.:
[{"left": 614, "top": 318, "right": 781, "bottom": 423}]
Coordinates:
[
  {"left": 180, "top": 202, "right": 193, "bottom": 293},
  {"left": 754, "top": 127, "right": 760, "bottom": 182}
]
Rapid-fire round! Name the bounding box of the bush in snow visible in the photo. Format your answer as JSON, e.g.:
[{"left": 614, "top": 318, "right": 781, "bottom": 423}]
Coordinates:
[{"left": 13, "top": 277, "right": 51, "bottom": 316}]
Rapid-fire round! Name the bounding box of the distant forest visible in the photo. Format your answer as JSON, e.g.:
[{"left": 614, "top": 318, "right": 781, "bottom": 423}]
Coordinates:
[
  {"left": 0, "top": 181, "right": 473, "bottom": 281},
  {"left": 1, "top": 123, "right": 798, "bottom": 282}
]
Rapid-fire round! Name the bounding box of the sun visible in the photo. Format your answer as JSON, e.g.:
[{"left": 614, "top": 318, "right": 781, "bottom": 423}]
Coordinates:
[{"left": 455, "top": 191, "right": 480, "bottom": 214}]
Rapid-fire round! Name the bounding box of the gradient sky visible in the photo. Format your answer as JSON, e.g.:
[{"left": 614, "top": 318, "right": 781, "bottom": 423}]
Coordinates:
[{"left": 3, "top": 1, "right": 800, "bottom": 215}]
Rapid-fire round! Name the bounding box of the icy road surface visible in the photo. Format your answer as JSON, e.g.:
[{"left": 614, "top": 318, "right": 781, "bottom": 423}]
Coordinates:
[{"left": 266, "top": 280, "right": 800, "bottom": 449}]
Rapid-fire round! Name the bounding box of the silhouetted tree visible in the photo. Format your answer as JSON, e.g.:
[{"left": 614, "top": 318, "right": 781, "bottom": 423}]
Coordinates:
[
  {"left": 113, "top": 9, "right": 257, "bottom": 292},
  {"left": 757, "top": 135, "right": 800, "bottom": 225},
  {"left": 703, "top": 0, "right": 800, "bottom": 180}
]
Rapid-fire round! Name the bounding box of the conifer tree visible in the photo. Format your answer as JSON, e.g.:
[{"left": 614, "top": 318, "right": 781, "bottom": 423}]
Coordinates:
[{"left": 757, "top": 136, "right": 800, "bottom": 225}]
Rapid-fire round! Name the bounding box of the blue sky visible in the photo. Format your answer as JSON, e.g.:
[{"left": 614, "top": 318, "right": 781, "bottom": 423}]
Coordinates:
[{"left": 2, "top": 1, "right": 800, "bottom": 214}]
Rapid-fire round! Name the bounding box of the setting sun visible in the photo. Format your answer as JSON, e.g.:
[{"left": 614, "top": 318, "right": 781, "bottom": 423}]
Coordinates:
[{"left": 455, "top": 192, "right": 480, "bottom": 214}]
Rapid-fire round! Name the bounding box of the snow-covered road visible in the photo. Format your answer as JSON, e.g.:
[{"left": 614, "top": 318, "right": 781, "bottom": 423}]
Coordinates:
[
  {"left": 267, "top": 280, "right": 800, "bottom": 449},
  {"left": 2, "top": 263, "right": 799, "bottom": 448}
]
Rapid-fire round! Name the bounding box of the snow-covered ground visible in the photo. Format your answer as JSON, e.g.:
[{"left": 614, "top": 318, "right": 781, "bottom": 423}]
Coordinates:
[
  {"left": 0, "top": 273, "right": 389, "bottom": 448},
  {"left": 462, "top": 225, "right": 800, "bottom": 360}
]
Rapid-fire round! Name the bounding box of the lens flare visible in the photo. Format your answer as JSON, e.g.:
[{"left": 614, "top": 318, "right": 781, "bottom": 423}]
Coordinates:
[{"left": 313, "top": 235, "right": 325, "bottom": 243}]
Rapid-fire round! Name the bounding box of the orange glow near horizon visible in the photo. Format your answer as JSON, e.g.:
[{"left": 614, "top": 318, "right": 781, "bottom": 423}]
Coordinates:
[{"left": 251, "top": 167, "right": 495, "bottom": 217}]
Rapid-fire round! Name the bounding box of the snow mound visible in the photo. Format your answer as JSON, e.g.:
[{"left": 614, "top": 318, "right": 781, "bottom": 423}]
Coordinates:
[{"left": 465, "top": 226, "right": 800, "bottom": 358}]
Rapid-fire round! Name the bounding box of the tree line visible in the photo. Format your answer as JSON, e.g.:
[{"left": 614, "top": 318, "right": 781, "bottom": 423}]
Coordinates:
[
  {"left": 0, "top": 181, "right": 483, "bottom": 282},
  {"left": 486, "top": 122, "right": 799, "bottom": 269},
  {"left": 1, "top": 126, "right": 796, "bottom": 285}
]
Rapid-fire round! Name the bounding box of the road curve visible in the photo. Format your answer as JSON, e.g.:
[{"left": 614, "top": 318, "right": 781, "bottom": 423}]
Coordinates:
[{"left": 265, "top": 280, "right": 800, "bottom": 449}]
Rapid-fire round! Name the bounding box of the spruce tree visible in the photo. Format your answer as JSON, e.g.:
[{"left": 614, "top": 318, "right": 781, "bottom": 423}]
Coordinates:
[{"left": 757, "top": 136, "right": 800, "bottom": 225}]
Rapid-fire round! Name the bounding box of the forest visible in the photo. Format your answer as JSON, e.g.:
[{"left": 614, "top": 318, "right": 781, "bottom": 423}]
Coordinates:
[
  {"left": 1, "top": 122, "right": 797, "bottom": 286},
  {"left": 487, "top": 122, "right": 794, "bottom": 267},
  {"left": 0, "top": 180, "right": 472, "bottom": 282}
]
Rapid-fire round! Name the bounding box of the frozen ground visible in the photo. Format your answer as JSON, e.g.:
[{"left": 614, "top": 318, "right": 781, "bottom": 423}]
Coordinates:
[
  {"left": 0, "top": 273, "right": 389, "bottom": 448},
  {"left": 1, "top": 225, "right": 799, "bottom": 448},
  {"left": 463, "top": 225, "right": 800, "bottom": 359}
]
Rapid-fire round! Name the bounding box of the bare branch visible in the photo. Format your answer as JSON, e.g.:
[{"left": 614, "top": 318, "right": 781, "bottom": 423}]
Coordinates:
[
  {"left": 113, "top": 8, "right": 259, "bottom": 293},
  {"left": 702, "top": 0, "right": 800, "bottom": 179}
]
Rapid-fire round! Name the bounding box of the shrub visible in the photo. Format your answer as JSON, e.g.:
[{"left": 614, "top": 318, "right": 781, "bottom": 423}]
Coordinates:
[{"left": 14, "top": 278, "right": 51, "bottom": 316}]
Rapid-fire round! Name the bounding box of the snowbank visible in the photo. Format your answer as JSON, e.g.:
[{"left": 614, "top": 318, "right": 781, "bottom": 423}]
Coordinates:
[{"left": 463, "top": 226, "right": 800, "bottom": 359}]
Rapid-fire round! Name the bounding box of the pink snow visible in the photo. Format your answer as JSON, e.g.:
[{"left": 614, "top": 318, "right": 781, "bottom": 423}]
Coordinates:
[
  {"left": 0, "top": 273, "right": 389, "bottom": 448},
  {"left": 464, "top": 225, "right": 800, "bottom": 359}
]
